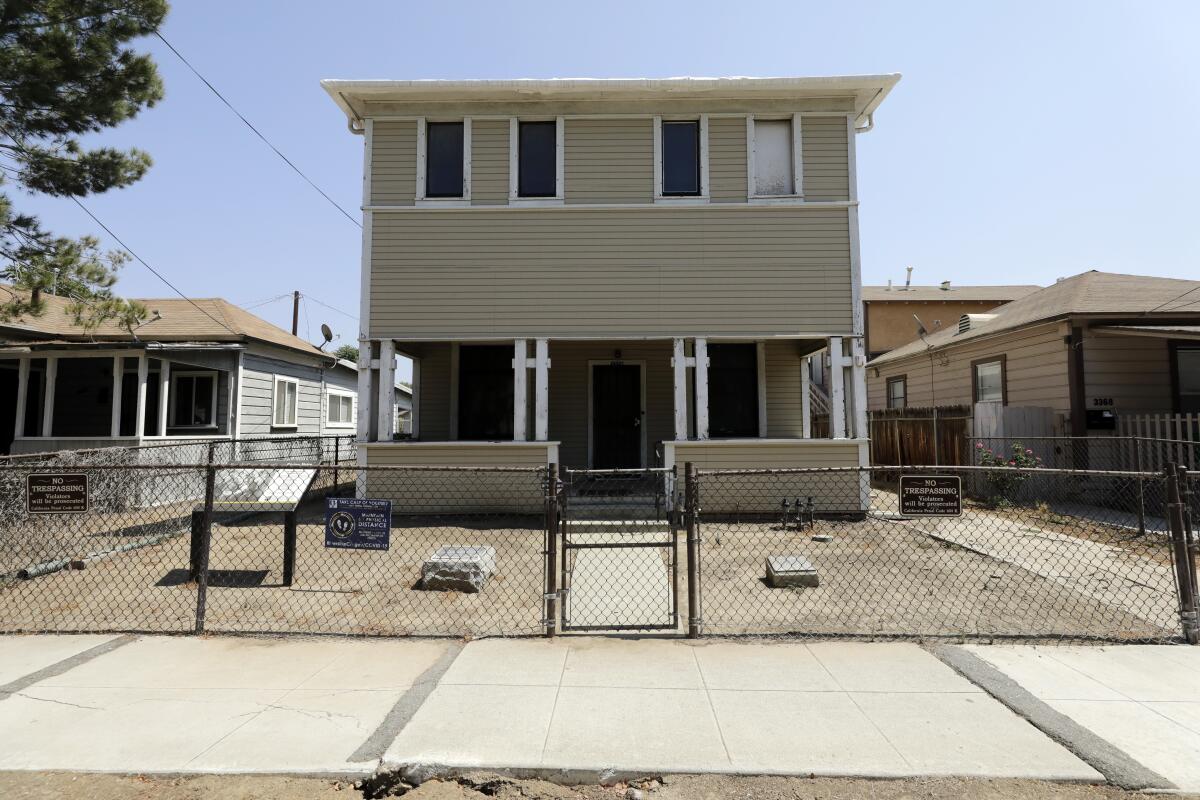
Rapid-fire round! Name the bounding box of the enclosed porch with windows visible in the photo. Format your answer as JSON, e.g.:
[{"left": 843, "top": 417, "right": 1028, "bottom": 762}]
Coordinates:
[
  {"left": 1, "top": 346, "right": 238, "bottom": 456},
  {"left": 358, "top": 336, "right": 870, "bottom": 510}
]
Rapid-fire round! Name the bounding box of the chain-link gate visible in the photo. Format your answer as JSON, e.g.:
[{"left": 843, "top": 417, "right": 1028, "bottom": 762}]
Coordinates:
[{"left": 556, "top": 467, "right": 681, "bottom": 632}]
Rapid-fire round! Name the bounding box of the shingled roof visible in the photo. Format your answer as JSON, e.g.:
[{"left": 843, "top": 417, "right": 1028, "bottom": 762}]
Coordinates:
[
  {"left": 869, "top": 271, "right": 1200, "bottom": 366},
  {"left": 0, "top": 285, "right": 333, "bottom": 358},
  {"left": 862, "top": 285, "right": 1040, "bottom": 302}
]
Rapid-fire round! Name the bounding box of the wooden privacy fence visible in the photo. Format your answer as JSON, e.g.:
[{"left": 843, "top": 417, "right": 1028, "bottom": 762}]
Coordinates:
[{"left": 868, "top": 406, "right": 971, "bottom": 466}]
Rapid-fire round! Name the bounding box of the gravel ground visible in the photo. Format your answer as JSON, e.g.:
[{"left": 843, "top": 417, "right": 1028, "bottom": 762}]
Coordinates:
[{"left": 0, "top": 772, "right": 1192, "bottom": 800}]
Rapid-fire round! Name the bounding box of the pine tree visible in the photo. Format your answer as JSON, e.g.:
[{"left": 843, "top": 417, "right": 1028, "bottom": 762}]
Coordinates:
[{"left": 0, "top": 1, "right": 168, "bottom": 330}]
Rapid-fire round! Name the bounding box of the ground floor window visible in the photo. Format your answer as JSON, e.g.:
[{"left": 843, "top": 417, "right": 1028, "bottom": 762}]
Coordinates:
[
  {"left": 972, "top": 357, "right": 1006, "bottom": 404},
  {"left": 326, "top": 389, "right": 354, "bottom": 427},
  {"left": 708, "top": 343, "right": 759, "bottom": 437},
  {"left": 886, "top": 375, "right": 907, "bottom": 409},
  {"left": 172, "top": 371, "right": 218, "bottom": 428},
  {"left": 458, "top": 345, "right": 513, "bottom": 440},
  {"left": 273, "top": 376, "right": 299, "bottom": 428}
]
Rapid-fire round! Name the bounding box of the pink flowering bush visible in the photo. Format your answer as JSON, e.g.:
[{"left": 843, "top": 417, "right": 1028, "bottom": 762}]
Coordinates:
[{"left": 975, "top": 441, "right": 1042, "bottom": 504}]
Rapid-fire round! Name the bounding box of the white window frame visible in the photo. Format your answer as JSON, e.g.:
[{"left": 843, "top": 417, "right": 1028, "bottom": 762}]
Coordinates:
[
  {"left": 168, "top": 370, "right": 219, "bottom": 430},
  {"left": 509, "top": 117, "right": 564, "bottom": 205},
  {"left": 746, "top": 113, "right": 804, "bottom": 202},
  {"left": 272, "top": 375, "right": 300, "bottom": 429},
  {"left": 415, "top": 117, "right": 472, "bottom": 206},
  {"left": 325, "top": 387, "right": 356, "bottom": 428},
  {"left": 653, "top": 115, "right": 709, "bottom": 204}
]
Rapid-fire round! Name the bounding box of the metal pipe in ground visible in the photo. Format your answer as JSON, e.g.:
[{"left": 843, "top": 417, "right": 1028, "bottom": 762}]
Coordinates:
[
  {"left": 1167, "top": 464, "right": 1200, "bottom": 644},
  {"left": 194, "top": 444, "right": 217, "bottom": 634},
  {"left": 544, "top": 463, "right": 558, "bottom": 637},
  {"left": 282, "top": 510, "right": 297, "bottom": 587},
  {"left": 685, "top": 462, "right": 701, "bottom": 639}
]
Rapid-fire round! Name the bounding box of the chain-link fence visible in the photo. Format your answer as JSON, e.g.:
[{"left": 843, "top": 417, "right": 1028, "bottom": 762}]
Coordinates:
[
  {"left": 694, "top": 465, "right": 1192, "bottom": 643},
  {"left": 2, "top": 458, "right": 1197, "bottom": 644}
]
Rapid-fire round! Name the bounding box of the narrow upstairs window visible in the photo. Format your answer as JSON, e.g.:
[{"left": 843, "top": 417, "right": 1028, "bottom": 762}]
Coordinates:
[
  {"left": 662, "top": 121, "right": 700, "bottom": 196},
  {"left": 753, "top": 119, "right": 794, "bottom": 195},
  {"left": 425, "top": 122, "right": 464, "bottom": 198},
  {"left": 518, "top": 121, "right": 557, "bottom": 197}
]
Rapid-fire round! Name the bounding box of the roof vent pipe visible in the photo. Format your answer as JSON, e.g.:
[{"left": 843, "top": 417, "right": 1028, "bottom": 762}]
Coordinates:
[
  {"left": 886, "top": 279, "right": 892, "bottom": 291},
  {"left": 905, "top": 266, "right": 913, "bottom": 290}
]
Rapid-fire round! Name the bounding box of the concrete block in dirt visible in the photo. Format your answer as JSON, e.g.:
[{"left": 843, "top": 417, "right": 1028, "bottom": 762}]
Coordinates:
[
  {"left": 421, "top": 546, "right": 497, "bottom": 593},
  {"left": 766, "top": 554, "right": 819, "bottom": 588}
]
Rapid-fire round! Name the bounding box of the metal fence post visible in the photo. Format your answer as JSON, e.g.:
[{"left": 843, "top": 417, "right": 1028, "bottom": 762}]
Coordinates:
[
  {"left": 1135, "top": 437, "right": 1146, "bottom": 537},
  {"left": 333, "top": 436, "right": 340, "bottom": 490},
  {"left": 685, "top": 462, "right": 701, "bottom": 638},
  {"left": 1167, "top": 463, "right": 1200, "bottom": 644},
  {"left": 194, "top": 444, "right": 217, "bottom": 634},
  {"left": 282, "top": 510, "right": 297, "bottom": 587},
  {"left": 1181, "top": 466, "right": 1197, "bottom": 606},
  {"left": 932, "top": 407, "right": 940, "bottom": 466},
  {"left": 544, "top": 463, "right": 559, "bottom": 637}
]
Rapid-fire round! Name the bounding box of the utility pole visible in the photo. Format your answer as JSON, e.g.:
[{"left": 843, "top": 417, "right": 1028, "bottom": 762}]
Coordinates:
[{"left": 291, "top": 290, "right": 300, "bottom": 336}]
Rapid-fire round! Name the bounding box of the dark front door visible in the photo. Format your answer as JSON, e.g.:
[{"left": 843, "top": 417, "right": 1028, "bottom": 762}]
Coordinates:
[{"left": 591, "top": 364, "right": 641, "bottom": 469}]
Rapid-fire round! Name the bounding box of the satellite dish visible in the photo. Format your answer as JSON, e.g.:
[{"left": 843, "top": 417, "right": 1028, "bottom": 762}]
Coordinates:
[{"left": 320, "top": 323, "right": 333, "bottom": 343}]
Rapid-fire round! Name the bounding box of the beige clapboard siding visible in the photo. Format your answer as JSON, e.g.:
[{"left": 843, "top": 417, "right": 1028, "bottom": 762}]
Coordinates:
[
  {"left": 364, "top": 442, "right": 550, "bottom": 513},
  {"left": 667, "top": 440, "right": 865, "bottom": 512},
  {"left": 471, "top": 119, "right": 508, "bottom": 204},
  {"left": 565, "top": 118, "right": 653, "bottom": 204},
  {"left": 371, "top": 121, "right": 417, "bottom": 205},
  {"left": 546, "top": 341, "right": 675, "bottom": 468},
  {"left": 867, "top": 323, "right": 1070, "bottom": 413},
  {"left": 1083, "top": 332, "right": 1173, "bottom": 414},
  {"left": 801, "top": 116, "right": 849, "bottom": 201},
  {"left": 708, "top": 116, "right": 747, "bottom": 203},
  {"left": 764, "top": 340, "right": 804, "bottom": 437},
  {"left": 370, "top": 207, "right": 853, "bottom": 338},
  {"left": 414, "top": 342, "right": 452, "bottom": 440}
]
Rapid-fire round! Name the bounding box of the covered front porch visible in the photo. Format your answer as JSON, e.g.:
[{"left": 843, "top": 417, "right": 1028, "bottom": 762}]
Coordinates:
[
  {"left": 1, "top": 345, "right": 238, "bottom": 456},
  {"left": 358, "top": 335, "right": 870, "bottom": 474}
]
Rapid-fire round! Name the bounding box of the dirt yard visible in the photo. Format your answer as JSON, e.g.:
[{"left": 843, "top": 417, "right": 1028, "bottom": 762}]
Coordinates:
[
  {"left": 0, "top": 500, "right": 546, "bottom": 635},
  {"left": 0, "top": 481, "right": 1182, "bottom": 640},
  {"left": 0, "top": 772, "right": 1188, "bottom": 800}
]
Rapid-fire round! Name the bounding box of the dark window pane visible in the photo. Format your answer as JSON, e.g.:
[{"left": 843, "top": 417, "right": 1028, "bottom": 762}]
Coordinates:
[
  {"left": 458, "top": 345, "right": 514, "bottom": 440},
  {"left": 708, "top": 344, "right": 759, "bottom": 438},
  {"left": 662, "top": 121, "right": 700, "bottom": 195},
  {"left": 426, "top": 122, "right": 464, "bottom": 198},
  {"left": 519, "top": 121, "right": 556, "bottom": 197}
]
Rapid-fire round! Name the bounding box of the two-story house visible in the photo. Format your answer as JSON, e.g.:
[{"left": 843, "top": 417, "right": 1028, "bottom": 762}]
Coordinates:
[{"left": 324, "top": 76, "right": 899, "bottom": 495}]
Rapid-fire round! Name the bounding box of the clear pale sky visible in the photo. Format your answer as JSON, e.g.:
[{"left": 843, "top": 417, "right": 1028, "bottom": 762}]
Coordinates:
[{"left": 19, "top": 0, "right": 1200, "bottom": 381}]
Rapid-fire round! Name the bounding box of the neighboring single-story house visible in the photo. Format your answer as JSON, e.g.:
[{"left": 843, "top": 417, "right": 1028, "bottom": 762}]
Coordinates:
[
  {"left": 863, "top": 281, "right": 1040, "bottom": 360},
  {"left": 0, "top": 286, "right": 363, "bottom": 455},
  {"left": 866, "top": 271, "right": 1200, "bottom": 438}
]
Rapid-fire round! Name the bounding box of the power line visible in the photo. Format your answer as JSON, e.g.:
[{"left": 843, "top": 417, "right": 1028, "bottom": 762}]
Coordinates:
[
  {"left": 0, "top": 119, "right": 239, "bottom": 337},
  {"left": 68, "top": 196, "right": 240, "bottom": 336},
  {"left": 303, "top": 293, "right": 358, "bottom": 321},
  {"left": 154, "top": 32, "right": 361, "bottom": 229},
  {"left": 1147, "top": 284, "right": 1200, "bottom": 314},
  {"left": 238, "top": 292, "right": 291, "bottom": 311}
]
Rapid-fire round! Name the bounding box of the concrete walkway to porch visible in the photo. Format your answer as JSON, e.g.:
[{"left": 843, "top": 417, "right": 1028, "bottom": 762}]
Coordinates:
[{"left": 3, "top": 633, "right": 1200, "bottom": 790}]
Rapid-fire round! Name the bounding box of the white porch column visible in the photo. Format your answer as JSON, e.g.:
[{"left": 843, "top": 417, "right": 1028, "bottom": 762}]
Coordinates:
[
  {"left": 672, "top": 338, "right": 688, "bottom": 441},
  {"left": 512, "top": 339, "right": 528, "bottom": 441},
  {"left": 801, "top": 355, "right": 812, "bottom": 438},
  {"left": 377, "top": 340, "right": 396, "bottom": 441},
  {"left": 157, "top": 359, "right": 171, "bottom": 436},
  {"left": 41, "top": 355, "right": 57, "bottom": 437},
  {"left": 829, "top": 337, "right": 847, "bottom": 439},
  {"left": 534, "top": 338, "right": 549, "bottom": 441},
  {"left": 850, "top": 337, "right": 868, "bottom": 440},
  {"left": 410, "top": 355, "right": 421, "bottom": 439},
  {"left": 13, "top": 358, "right": 29, "bottom": 441},
  {"left": 110, "top": 355, "right": 123, "bottom": 437},
  {"left": 694, "top": 338, "right": 709, "bottom": 440},
  {"left": 356, "top": 342, "right": 372, "bottom": 442},
  {"left": 134, "top": 355, "right": 148, "bottom": 438}
]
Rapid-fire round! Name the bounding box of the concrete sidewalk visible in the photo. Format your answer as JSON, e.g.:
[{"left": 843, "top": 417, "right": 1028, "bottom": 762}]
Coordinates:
[{"left": 0, "top": 633, "right": 1196, "bottom": 789}]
